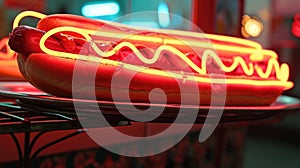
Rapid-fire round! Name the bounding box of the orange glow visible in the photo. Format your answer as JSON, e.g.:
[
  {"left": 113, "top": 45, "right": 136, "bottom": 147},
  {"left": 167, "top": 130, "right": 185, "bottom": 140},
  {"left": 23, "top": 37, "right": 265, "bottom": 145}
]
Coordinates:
[
  {"left": 0, "top": 37, "right": 23, "bottom": 79},
  {"left": 0, "top": 37, "right": 16, "bottom": 60},
  {"left": 13, "top": 11, "right": 294, "bottom": 89},
  {"left": 241, "top": 15, "right": 263, "bottom": 38}
]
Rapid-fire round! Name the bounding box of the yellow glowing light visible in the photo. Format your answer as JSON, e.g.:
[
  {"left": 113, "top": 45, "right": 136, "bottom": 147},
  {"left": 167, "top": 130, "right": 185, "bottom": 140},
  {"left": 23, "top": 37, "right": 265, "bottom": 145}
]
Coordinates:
[
  {"left": 122, "top": 61, "right": 293, "bottom": 90},
  {"left": 39, "top": 26, "right": 290, "bottom": 82},
  {"left": 245, "top": 19, "right": 263, "bottom": 37},
  {"left": 256, "top": 60, "right": 290, "bottom": 82},
  {"left": 13, "top": 11, "right": 293, "bottom": 89},
  {"left": 242, "top": 15, "right": 263, "bottom": 38},
  {"left": 13, "top": 11, "right": 46, "bottom": 29}
]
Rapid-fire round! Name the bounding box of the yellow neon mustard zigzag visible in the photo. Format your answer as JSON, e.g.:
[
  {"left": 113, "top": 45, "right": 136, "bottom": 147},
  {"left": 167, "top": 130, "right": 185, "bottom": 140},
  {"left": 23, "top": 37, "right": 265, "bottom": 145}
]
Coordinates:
[{"left": 39, "top": 26, "right": 289, "bottom": 82}]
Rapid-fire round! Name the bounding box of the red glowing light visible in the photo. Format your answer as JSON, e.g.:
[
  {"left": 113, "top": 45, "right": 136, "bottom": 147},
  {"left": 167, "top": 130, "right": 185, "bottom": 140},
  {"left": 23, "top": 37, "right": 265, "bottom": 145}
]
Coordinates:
[{"left": 292, "top": 14, "right": 300, "bottom": 38}]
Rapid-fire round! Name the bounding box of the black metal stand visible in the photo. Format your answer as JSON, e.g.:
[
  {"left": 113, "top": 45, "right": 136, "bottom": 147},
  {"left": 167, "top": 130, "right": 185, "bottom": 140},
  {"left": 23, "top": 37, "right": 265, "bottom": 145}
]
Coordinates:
[{"left": 9, "top": 129, "right": 85, "bottom": 168}]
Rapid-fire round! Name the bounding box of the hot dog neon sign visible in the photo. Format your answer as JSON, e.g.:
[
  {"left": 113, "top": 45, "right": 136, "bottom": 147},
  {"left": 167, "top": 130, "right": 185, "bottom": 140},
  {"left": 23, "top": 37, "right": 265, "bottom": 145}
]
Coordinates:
[{"left": 12, "top": 11, "right": 293, "bottom": 89}]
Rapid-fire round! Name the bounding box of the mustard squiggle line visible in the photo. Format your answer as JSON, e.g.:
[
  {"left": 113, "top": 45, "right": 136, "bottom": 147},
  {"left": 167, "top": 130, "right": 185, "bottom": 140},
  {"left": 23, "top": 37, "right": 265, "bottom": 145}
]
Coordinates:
[
  {"left": 224, "top": 57, "right": 254, "bottom": 76},
  {"left": 256, "top": 60, "right": 290, "bottom": 81},
  {"left": 39, "top": 26, "right": 288, "bottom": 82},
  {"left": 39, "top": 26, "right": 209, "bottom": 73}
]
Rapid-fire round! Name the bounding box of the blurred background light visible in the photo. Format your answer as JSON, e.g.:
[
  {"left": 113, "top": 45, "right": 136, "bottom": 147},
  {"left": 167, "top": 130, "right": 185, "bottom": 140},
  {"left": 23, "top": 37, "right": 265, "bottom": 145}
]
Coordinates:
[
  {"left": 122, "top": 21, "right": 160, "bottom": 28},
  {"left": 292, "top": 14, "right": 300, "bottom": 38},
  {"left": 241, "top": 15, "right": 263, "bottom": 38},
  {"left": 81, "top": 1, "right": 120, "bottom": 17},
  {"left": 158, "top": 2, "right": 170, "bottom": 28}
]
